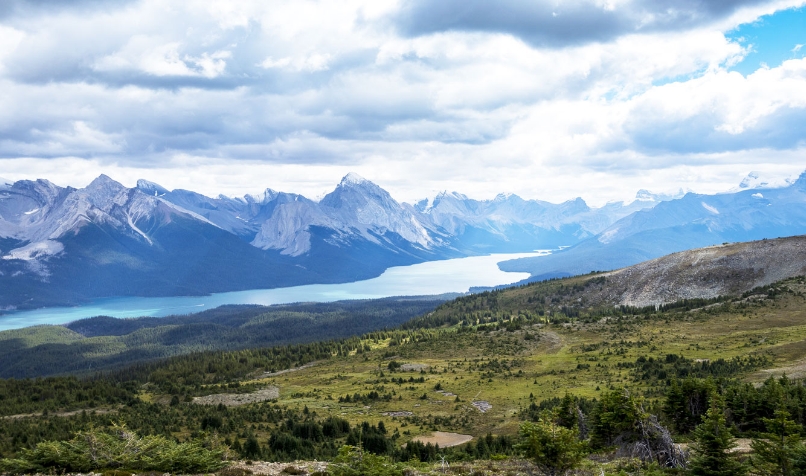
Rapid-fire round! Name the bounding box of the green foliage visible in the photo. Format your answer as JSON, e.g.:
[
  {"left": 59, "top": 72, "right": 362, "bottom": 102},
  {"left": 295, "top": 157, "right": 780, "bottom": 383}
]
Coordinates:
[
  {"left": 632, "top": 354, "right": 769, "bottom": 385},
  {"left": 749, "top": 408, "right": 804, "bottom": 476},
  {"left": 687, "top": 395, "right": 746, "bottom": 476},
  {"left": 329, "top": 445, "right": 405, "bottom": 476},
  {"left": 0, "top": 423, "right": 227, "bottom": 473},
  {"left": 0, "top": 299, "right": 443, "bottom": 379},
  {"left": 663, "top": 378, "right": 714, "bottom": 435},
  {"left": 724, "top": 375, "right": 806, "bottom": 434},
  {"left": 516, "top": 412, "right": 587, "bottom": 476},
  {"left": 590, "top": 388, "right": 645, "bottom": 449},
  {"left": 0, "top": 377, "right": 139, "bottom": 417}
]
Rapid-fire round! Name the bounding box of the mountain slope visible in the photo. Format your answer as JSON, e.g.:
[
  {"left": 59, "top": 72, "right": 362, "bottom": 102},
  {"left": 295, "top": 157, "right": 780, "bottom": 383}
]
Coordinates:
[
  {"left": 500, "top": 173, "right": 806, "bottom": 279},
  {"left": 0, "top": 176, "right": 317, "bottom": 309}
]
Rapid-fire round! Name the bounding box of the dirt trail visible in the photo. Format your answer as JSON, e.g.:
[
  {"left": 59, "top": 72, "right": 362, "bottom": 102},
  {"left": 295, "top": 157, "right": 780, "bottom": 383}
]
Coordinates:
[
  {"left": 410, "top": 431, "right": 473, "bottom": 448},
  {"left": 541, "top": 330, "right": 563, "bottom": 353}
]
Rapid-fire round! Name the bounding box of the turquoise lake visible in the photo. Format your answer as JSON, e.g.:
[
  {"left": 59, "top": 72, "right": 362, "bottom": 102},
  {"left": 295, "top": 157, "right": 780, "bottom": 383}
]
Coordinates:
[{"left": 0, "top": 251, "right": 547, "bottom": 331}]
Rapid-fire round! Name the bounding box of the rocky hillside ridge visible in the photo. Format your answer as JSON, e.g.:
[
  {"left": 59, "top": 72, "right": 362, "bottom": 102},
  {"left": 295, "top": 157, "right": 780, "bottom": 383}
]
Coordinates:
[{"left": 599, "top": 235, "right": 806, "bottom": 307}]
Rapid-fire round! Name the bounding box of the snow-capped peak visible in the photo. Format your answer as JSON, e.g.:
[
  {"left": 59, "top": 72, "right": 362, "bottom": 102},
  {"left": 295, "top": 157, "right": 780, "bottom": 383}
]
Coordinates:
[
  {"left": 634, "top": 188, "right": 687, "bottom": 202},
  {"left": 340, "top": 172, "right": 368, "bottom": 186},
  {"left": 245, "top": 188, "right": 279, "bottom": 204},
  {"left": 739, "top": 171, "right": 766, "bottom": 189},
  {"left": 493, "top": 192, "right": 514, "bottom": 202},
  {"left": 734, "top": 171, "right": 793, "bottom": 191},
  {"left": 0, "top": 177, "right": 13, "bottom": 189},
  {"left": 136, "top": 179, "right": 169, "bottom": 196}
]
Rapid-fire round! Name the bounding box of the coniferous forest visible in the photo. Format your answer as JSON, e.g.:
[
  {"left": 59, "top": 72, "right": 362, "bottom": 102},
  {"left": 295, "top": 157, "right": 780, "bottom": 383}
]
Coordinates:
[{"left": 4, "top": 274, "right": 806, "bottom": 474}]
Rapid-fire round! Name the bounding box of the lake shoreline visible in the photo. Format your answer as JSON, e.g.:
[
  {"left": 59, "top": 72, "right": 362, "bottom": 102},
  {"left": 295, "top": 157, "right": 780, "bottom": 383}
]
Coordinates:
[{"left": 0, "top": 251, "right": 550, "bottom": 331}]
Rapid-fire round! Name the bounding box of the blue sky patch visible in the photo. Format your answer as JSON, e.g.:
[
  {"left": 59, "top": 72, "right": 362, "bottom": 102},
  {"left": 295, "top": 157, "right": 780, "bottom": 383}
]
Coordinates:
[{"left": 727, "top": 7, "right": 806, "bottom": 76}]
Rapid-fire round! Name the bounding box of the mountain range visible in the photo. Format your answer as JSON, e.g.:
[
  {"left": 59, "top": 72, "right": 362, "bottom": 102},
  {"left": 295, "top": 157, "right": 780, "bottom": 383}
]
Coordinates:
[
  {"left": 1, "top": 170, "right": 804, "bottom": 310},
  {"left": 499, "top": 171, "right": 806, "bottom": 281}
]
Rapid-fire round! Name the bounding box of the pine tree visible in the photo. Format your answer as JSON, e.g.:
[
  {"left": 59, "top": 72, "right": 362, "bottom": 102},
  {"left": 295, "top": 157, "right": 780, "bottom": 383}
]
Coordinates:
[
  {"left": 687, "top": 395, "right": 746, "bottom": 476},
  {"left": 750, "top": 408, "right": 804, "bottom": 476}
]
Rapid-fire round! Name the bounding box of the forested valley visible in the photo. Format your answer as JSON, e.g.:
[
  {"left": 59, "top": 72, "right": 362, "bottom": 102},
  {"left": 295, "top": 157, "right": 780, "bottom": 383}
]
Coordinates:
[{"left": 4, "top": 273, "right": 806, "bottom": 474}]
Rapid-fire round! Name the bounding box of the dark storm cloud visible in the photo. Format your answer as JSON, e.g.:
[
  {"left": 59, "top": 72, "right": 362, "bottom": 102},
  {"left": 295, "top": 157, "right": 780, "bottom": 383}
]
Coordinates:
[{"left": 393, "top": 0, "right": 770, "bottom": 47}]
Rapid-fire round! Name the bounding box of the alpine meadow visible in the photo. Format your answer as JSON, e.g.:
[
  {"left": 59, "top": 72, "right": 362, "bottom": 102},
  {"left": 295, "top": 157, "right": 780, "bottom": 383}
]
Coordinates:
[{"left": 3, "top": 1, "right": 806, "bottom": 475}]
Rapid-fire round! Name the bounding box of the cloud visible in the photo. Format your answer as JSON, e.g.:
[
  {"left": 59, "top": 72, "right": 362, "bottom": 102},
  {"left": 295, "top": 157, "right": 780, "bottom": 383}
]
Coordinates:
[
  {"left": 0, "top": 0, "right": 805, "bottom": 207},
  {"left": 259, "top": 53, "right": 332, "bottom": 72},
  {"left": 392, "top": 0, "right": 771, "bottom": 47},
  {"left": 94, "top": 38, "right": 233, "bottom": 78},
  {"left": 621, "top": 58, "right": 806, "bottom": 153},
  {"left": 0, "top": 0, "right": 139, "bottom": 20}
]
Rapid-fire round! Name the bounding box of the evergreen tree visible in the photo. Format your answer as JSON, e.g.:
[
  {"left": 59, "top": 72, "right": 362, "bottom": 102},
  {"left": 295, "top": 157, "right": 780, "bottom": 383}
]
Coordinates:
[
  {"left": 750, "top": 408, "right": 804, "bottom": 476},
  {"left": 687, "top": 395, "right": 746, "bottom": 476},
  {"left": 590, "top": 388, "right": 643, "bottom": 449},
  {"left": 517, "top": 412, "right": 587, "bottom": 476}
]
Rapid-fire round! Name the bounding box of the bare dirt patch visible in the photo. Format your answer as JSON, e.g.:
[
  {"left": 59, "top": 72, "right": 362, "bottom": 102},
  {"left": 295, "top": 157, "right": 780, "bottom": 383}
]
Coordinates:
[
  {"left": 471, "top": 401, "right": 492, "bottom": 413},
  {"left": 541, "top": 331, "right": 563, "bottom": 353},
  {"left": 382, "top": 411, "right": 413, "bottom": 417},
  {"left": 193, "top": 386, "right": 279, "bottom": 407},
  {"left": 229, "top": 460, "right": 328, "bottom": 475},
  {"left": 410, "top": 431, "right": 473, "bottom": 448},
  {"left": 400, "top": 363, "right": 429, "bottom": 371}
]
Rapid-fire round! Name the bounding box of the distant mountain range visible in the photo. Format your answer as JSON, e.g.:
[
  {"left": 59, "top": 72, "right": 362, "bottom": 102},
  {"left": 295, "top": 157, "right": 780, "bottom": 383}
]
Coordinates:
[
  {"left": 1, "top": 171, "right": 804, "bottom": 310},
  {"left": 500, "top": 171, "right": 806, "bottom": 280}
]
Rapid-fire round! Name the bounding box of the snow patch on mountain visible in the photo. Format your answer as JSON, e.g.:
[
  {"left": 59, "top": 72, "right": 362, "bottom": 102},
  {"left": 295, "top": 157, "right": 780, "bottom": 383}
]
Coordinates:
[
  {"left": 598, "top": 227, "right": 620, "bottom": 244},
  {"left": 3, "top": 240, "right": 64, "bottom": 261},
  {"left": 634, "top": 188, "right": 687, "bottom": 202},
  {"left": 701, "top": 202, "right": 719, "bottom": 214}
]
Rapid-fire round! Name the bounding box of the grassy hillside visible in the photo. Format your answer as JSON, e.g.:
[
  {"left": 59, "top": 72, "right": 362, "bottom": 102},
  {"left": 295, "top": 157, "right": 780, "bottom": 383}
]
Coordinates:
[
  {"left": 4, "top": 267, "right": 806, "bottom": 474},
  {"left": 0, "top": 298, "right": 450, "bottom": 379}
]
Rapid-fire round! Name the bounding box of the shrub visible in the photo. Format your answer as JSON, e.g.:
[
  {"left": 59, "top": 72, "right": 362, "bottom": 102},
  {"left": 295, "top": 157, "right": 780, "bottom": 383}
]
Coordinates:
[
  {"left": 0, "top": 424, "right": 228, "bottom": 474},
  {"left": 328, "top": 445, "right": 405, "bottom": 476}
]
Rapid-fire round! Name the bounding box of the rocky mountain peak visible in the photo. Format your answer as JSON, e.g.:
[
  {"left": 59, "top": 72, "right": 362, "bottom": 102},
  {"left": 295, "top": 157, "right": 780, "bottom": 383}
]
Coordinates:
[
  {"left": 340, "top": 172, "right": 368, "bottom": 186},
  {"left": 83, "top": 174, "right": 128, "bottom": 210},
  {"left": 245, "top": 188, "right": 279, "bottom": 204},
  {"left": 136, "top": 179, "right": 169, "bottom": 196}
]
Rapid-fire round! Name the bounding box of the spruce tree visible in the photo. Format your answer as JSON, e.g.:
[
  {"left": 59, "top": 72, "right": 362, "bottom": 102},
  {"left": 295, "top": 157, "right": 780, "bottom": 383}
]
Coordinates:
[
  {"left": 750, "top": 408, "right": 804, "bottom": 476},
  {"left": 517, "top": 411, "right": 587, "bottom": 476},
  {"left": 687, "top": 395, "right": 746, "bottom": 476}
]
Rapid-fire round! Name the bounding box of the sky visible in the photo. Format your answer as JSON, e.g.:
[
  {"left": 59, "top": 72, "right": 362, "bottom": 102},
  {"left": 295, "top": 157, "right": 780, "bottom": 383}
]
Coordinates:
[{"left": 0, "top": 0, "right": 805, "bottom": 206}]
